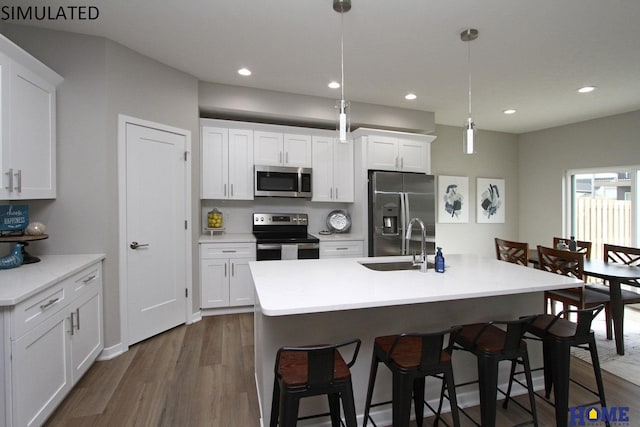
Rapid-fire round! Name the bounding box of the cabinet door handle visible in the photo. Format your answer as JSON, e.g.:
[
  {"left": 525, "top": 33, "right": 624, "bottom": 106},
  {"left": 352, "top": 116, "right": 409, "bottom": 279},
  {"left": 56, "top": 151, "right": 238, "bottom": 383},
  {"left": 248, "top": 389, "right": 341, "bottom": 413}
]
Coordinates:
[
  {"left": 330, "top": 187, "right": 333, "bottom": 199},
  {"left": 231, "top": 263, "right": 235, "bottom": 276},
  {"left": 224, "top": 263, "right": 227, "bottom": 277},
  {"left": 279, "top": 152, "right": 283, "bottom": 164},
  {"left": 224, "top": 184, "right": 227, "bottom": 197},
  {"left": 335, "top": 187, "right": 339, "bottom": 200},
  {"left": 40, "top": 297, "right": 60, "bottom": 310},
  {"left": 70, "top": 311, "right": 75, "bottom": 335},
  {"left": 400, "top": 157, "right": 404, "bottom": 169},
  {"left": 5, "top": 168, "right": 13, "bottom": 191},
  {"left": 15, "top": 169, "right": 21, "bottom": 192},
  {"left": 230, "top": 184, "right": 234, "bottom": 197},
  {"left": 395, "top": 156, "right": 399, "bottom": 169},
  {"left": 76, "top": 308, "right": 80, "bottom": 331},
  {"left": 285, "top": 152, "right": 289, "bottom": 164},
  {"left": 83, "top": 274, "right": 97, "bottom": 284}
]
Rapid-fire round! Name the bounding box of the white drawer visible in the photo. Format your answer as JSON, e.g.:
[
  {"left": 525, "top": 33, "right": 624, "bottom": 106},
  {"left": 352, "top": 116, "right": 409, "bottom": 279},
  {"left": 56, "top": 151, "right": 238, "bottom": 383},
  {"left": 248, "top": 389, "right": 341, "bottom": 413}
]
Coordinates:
[
  {"left": 11, "top": 281, "right": 68, "bottom": 339},
  {"left": 200, "top": 243, "right": 256, "bottom": 259},
  {"left": 320, "top": 241, "right": 364, "bottom": 258},
  {"left": 69, "top": 263, "right": 102, "bottom": 298}
]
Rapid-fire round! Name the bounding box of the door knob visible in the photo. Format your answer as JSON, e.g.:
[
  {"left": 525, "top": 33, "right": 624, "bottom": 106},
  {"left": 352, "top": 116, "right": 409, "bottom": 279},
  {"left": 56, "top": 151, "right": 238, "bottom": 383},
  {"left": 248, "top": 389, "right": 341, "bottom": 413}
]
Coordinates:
[{"left": 130, "top": 241, "right": 150, "bottom": 249}]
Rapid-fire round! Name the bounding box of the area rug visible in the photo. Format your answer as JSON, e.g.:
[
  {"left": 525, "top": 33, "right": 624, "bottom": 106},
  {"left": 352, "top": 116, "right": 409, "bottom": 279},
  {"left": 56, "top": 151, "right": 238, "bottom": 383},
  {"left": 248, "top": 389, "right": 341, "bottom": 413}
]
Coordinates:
[{"left": 570, "top": 307, "right": 640, "bottom": 386}]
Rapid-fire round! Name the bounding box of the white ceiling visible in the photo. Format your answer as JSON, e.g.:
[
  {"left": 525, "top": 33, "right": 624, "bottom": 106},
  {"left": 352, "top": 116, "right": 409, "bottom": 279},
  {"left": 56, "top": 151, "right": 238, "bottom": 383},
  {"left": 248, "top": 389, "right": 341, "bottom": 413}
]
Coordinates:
[{"left": 6, "top": 0, "right": 640, "bottom": 134}]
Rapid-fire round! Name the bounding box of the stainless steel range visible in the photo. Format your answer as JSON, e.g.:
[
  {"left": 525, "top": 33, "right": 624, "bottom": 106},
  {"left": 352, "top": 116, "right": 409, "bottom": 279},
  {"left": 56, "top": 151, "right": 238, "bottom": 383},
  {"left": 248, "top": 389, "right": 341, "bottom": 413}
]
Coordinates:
[{"left": 253, "top": 213, "right": 320, "bottom": 261}]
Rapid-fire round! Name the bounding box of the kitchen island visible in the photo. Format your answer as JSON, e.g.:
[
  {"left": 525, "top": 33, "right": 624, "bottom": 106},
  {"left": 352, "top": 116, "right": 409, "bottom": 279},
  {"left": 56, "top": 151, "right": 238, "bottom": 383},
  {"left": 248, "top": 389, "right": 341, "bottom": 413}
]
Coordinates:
[{"left": 250, "top": 254, "right": 582, "bottom": 426}]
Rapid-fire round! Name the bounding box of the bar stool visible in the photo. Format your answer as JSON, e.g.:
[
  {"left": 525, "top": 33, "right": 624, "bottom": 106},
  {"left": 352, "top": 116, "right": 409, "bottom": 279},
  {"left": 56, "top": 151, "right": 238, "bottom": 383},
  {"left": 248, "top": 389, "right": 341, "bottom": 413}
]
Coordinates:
[
  {"left": 452, "top": 316, "right": 538, "bottom": 427},
  {"left": 363, "top": 326, "right": 461, "bottom": 427},
  {"left": 505, "top": 306, "right": 608, "bottom": 427},
  {"left": 270, "top": 338, "right": 361, "bottom": 427}
]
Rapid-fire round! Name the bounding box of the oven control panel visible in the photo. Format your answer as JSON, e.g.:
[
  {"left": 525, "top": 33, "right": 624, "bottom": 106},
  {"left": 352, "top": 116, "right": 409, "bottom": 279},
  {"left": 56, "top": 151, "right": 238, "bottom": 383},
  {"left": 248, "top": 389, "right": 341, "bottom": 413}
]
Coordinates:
[{"left": 253, "top": 213, "right": 308, "bottom": 226}]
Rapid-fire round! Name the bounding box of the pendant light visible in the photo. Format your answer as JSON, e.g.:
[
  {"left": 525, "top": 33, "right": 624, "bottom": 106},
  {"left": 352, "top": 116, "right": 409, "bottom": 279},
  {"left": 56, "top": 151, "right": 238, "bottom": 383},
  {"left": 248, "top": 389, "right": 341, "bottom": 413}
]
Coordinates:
[
  {"left": 461, "top": 28, "right": 478, "bottom": 154},
  {"left": 334, "top": 0, "right": 351, "bottom": 142}
]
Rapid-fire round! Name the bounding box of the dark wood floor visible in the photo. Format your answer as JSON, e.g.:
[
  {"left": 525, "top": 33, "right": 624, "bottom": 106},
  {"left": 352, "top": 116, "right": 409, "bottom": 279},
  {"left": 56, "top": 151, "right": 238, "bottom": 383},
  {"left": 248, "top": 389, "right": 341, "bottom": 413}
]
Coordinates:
[{"left": 45, "top": 313, "right": 640, "bottom": 426}]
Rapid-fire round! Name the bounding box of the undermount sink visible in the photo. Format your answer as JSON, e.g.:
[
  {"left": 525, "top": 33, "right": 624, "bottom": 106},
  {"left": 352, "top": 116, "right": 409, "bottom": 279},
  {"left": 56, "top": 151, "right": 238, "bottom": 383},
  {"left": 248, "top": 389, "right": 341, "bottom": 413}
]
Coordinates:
[{"left": 359, "top": 260, "right": 435, "bottom": 271}]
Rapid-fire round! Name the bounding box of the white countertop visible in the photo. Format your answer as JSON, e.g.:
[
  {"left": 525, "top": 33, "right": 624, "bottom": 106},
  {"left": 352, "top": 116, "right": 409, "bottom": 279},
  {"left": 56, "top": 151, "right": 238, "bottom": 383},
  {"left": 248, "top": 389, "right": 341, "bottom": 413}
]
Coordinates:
[
  {"left": 198, "top": 233, "right": 256, "bottom": 244},
  {"left": 249, "top": 254, "right": 583, "bottom": 316},
  {"left": 0, "top": 254, "right": 105, "bottom": 306}
]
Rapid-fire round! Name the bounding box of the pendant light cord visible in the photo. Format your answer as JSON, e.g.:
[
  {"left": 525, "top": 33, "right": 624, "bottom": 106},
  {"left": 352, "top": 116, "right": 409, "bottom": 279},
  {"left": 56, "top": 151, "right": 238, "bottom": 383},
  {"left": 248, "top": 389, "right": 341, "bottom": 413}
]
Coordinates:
[
  {"left": 467, "top": 33, "right": 472, "bottom": 120},
  {"left": 340, "top": 11, "right": 345, "bottom": 102}
]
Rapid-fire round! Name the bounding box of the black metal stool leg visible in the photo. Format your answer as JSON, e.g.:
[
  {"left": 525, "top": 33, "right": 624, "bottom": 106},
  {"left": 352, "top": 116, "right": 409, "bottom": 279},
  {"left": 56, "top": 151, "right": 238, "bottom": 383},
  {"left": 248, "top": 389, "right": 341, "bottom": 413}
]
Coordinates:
[
  {"left": 588, "top": 336, "right": 610, "bottom": 427},
  {"left": 413, "top": 377, "right": 425, "bottom": 427},
  {"left": 477, "top": 355, "right": 499, "bottom": 427},
  {"left": 444, "top": 365, "right": 461, "bottom": 427},
  {"left": 280, "top": 392, "right": 300, "bottom": 427},
  {"left": 502, "top": 360, "right": 518, "bottom": 409},
  {"left": 270, "top": 380, "right": 280, "bottom": 427},
  {"left": 522, "top": 352, "right": 539, "bottom": 427},
  {"left": 392, "top": 372, "right": 413, "bottom": 427},
  {"left": 551, "top": 341, "right": 571, "bottom": 427},
  {"left": 342, "top": 380, "right": 358, "bottom": 427},
  {"left": 363, "top": 352, "right": 380, "bottom": 427},
  {"left": 328, "top": 393, "right": 341, "bottom": 427}
]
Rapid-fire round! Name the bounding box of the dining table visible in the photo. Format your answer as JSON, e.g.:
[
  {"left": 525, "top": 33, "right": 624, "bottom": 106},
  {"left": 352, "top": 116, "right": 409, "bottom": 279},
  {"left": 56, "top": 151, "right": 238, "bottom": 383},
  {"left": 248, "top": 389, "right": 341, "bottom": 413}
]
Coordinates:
[{"left": 529, "top": 248, "right": 640, "bottom": 355}]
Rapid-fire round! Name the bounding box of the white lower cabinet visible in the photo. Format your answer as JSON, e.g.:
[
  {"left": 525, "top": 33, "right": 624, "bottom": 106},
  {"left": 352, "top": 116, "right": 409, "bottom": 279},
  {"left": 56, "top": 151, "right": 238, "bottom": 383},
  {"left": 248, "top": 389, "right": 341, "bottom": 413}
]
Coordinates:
[
  {"left": 4, "top": 260, "right": 103, "bottom": 427},
  {"left": 200, "top": 243, "right": 256, "bottom": 309},
  {"left": 319, "top": 240, "right": 364, "bottom": 259}
]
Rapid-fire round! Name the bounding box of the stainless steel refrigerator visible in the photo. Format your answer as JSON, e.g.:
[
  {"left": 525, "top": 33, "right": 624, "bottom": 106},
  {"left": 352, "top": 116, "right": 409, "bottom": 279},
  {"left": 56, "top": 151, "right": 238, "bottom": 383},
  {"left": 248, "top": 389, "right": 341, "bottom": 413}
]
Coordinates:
[{"left": 368, "top": 171, "right": 436, "bottom": 257}]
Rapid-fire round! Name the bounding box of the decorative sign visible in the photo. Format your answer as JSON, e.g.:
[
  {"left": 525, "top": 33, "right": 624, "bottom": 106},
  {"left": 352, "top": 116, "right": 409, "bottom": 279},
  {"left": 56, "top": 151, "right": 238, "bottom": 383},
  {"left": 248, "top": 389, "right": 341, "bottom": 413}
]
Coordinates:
[{"left": 0, "top": 205, "right": 29, "bottom": 232}]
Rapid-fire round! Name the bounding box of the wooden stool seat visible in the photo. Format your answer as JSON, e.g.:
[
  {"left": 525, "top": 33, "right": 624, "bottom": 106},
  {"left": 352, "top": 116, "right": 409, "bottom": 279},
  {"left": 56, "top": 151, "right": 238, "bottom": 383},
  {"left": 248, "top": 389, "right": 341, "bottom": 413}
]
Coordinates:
[
  {"left": 455, "top": 323, "right": 527, "bottom": 353},
  {"left": 277, "top": 350, "right": 351, "bottom": 386},
  {"left": 373, "top": 335, "right": 451, "bottom": 368}
]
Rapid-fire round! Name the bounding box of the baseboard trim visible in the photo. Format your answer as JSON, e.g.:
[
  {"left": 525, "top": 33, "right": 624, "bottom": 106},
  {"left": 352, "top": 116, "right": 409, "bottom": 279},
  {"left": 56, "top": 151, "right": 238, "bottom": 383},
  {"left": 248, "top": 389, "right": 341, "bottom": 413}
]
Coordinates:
[{"left": 97, "top": 342, "right": 128, "bottom": 361}]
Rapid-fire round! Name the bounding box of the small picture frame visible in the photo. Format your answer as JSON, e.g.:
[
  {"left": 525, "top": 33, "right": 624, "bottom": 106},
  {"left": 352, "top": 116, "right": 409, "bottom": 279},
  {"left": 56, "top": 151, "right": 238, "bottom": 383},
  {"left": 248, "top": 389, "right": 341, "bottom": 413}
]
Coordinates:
[
  {"left": 477, "top": 178, "right": 505, "bottom": 223},
  {"left": 438, "top": 175, "right": 469, "bottom": 223}
]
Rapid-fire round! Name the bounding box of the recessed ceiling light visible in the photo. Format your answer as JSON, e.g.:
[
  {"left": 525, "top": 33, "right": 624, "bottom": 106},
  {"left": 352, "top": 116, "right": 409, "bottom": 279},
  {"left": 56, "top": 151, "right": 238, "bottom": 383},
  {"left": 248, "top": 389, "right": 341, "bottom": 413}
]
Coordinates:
[
  {"left": 405, "top": 93, "right": 417, "bottom": 100},
  {"left": 577, "top": 86, "right": 596, "bottom": 93},
  {"left": 328, "top": 81, "right": 340, "bottom": 89},
  {"left": 237, "top": 68, "right": 252, "bottom": 76},
  {"left": 503, "top": 109, "right": 517, "bottom": 115}
]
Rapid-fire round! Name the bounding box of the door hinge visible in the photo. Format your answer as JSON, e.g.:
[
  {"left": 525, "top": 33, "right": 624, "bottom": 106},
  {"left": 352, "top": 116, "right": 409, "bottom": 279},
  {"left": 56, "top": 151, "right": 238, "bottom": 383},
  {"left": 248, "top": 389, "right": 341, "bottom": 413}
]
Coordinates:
[
  {"left": 185, "top": 220, "right": 188, "bottom": 230},
  {"left": 185, "top": 288, "right": 188, "bottom": 298}
]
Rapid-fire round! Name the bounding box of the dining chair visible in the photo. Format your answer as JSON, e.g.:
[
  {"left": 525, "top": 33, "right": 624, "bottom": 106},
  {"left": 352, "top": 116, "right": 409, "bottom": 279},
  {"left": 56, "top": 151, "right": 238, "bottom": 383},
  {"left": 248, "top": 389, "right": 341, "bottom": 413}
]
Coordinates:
[
  {"left": 552, "top": 237, "right": 592, "bottom": 259},
  {"left": 495, "top": 238, "right": 529, "bottom": 266},
  {"left": 538, "top": 246, "right": 612, "bottom": 325},
  {"left": 586, "top": 244, "right": 640, "bottom": 328}
]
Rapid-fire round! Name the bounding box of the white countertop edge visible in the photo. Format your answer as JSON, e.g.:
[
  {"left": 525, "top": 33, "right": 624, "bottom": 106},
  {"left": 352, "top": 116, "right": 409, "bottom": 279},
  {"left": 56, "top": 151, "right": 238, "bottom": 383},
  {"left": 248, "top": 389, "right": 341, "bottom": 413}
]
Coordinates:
[
  {"left": 0, "top": 254, "right": 105, "bottom": 306},
  {"left": 250, "top": 254, "right": 584, "bottom": 317},
  {"left": 198, "top": 233, "right": 256, "bottom": 243}
]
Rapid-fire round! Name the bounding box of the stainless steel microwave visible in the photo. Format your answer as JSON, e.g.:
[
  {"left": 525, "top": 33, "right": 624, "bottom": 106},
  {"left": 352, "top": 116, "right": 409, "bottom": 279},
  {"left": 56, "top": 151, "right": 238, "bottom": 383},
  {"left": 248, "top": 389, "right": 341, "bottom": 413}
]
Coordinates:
[{"left": 254, "top": 165, "right": 312, "bottom": 198}]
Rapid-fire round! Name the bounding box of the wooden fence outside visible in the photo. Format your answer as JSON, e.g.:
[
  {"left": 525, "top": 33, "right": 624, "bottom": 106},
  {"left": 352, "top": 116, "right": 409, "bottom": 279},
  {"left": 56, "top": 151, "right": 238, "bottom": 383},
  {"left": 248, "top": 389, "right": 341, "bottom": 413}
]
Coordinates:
[{"left": 576, "top": 197, "right": 632, "bottom": 263}]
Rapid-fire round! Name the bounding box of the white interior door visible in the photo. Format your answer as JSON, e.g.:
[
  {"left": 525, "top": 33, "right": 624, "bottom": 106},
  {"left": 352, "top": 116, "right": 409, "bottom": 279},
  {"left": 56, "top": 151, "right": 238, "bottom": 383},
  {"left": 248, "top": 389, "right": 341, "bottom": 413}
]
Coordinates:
[{"left": 123, "top": 120, "right": 188, "bottom": 345}]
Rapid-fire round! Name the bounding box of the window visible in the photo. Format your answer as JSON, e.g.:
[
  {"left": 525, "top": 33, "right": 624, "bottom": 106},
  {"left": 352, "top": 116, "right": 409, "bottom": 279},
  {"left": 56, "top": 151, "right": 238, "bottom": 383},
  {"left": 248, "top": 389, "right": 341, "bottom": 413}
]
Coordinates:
[{"left": 566, "top": 167, "right": 638, "bottom": 262}]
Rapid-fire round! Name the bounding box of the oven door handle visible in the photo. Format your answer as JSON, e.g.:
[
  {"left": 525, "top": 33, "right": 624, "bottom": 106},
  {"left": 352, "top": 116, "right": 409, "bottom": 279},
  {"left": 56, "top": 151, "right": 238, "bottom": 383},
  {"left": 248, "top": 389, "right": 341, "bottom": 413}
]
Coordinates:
[{"left": 257, "top": 243, "right": 319, "bottom": 250}]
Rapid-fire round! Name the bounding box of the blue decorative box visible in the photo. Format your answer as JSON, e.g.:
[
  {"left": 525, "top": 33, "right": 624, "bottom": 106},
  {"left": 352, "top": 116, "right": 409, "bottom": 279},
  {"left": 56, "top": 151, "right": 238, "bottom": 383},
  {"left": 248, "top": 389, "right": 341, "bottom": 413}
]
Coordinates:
[{"left": 0, "top": 205, "right": 29, "bottom": 232}]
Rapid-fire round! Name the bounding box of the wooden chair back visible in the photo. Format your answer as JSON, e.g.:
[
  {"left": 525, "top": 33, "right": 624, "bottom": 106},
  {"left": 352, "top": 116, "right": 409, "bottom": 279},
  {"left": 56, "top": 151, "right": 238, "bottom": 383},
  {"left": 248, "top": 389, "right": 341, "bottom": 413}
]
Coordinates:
[
  {"left": 495, "top": 238, "right": 529, "bottom": 266},
  {"left": 538, "top": 245, "right": 585, "bottom": 281},
  {"left": 553, "top": 237, "right": 592, "bottom": 259},
  {"left": 604, "top": 243, "right": 640, "bottom": 287}
]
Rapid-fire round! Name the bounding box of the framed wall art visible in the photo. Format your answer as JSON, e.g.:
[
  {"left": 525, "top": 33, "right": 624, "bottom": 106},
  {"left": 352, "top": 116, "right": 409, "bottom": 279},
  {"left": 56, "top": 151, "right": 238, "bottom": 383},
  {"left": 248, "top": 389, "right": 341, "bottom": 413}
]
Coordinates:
[
  {"left": 438, "top": 175, "right": 469, "bottom": 223},
  {"left": 477, "top": 177, "right": 505, "bottom": 223}
]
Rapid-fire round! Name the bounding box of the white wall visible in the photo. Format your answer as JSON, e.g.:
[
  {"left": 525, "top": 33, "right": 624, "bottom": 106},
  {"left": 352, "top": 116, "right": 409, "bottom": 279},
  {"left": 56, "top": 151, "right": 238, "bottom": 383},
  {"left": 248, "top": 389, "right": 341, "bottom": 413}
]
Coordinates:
[
  {"left": 0, "top": 24, "right": 199, "bottom": 349},
  {"left": 518, "top": 110, "right": 640, "bottom": 248},
  {"left": 431, "top": 124, "right": 520, "bottom": 256}
]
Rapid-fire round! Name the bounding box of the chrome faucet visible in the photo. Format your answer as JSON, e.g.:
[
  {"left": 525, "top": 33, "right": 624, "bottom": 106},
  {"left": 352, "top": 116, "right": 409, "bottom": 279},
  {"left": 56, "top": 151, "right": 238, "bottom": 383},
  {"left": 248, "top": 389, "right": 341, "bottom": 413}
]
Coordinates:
[{"left": 406, "top": 217, "right": 428, "bottom": 272}]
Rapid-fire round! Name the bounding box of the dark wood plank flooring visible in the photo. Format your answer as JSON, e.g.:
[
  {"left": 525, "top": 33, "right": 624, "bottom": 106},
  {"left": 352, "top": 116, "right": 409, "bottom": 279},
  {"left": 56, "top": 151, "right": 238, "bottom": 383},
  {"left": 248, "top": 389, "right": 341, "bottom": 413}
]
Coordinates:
[{"left": 45, "top": 313, "right": 640, "bottom": 426}]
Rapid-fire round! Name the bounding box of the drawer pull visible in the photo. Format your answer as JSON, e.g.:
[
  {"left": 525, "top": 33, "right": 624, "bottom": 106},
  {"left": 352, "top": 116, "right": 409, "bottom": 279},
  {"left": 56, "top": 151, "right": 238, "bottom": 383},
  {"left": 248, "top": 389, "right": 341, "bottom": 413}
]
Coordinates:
[
  {"left": 83, "top": 274, "right": 97, "bottom": 284},
  {"left": 222, "top": 250, "right": 237, "bottom": 253},
  {"left": 40, "top": 297, "right": 60, "bottom": 310},
  {"left": 336, "top": 247, "right": 349, "bottom": 250}
]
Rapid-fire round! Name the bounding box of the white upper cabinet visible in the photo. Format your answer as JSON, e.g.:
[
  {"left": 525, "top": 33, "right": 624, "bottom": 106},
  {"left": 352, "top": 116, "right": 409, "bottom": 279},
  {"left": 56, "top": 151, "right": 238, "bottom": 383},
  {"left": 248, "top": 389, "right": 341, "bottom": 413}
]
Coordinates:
[
  {"left": 200, "top": 125, "right": 253, "bottom": 200},
  {"left": 356, "top": 128, "right": 436, "bottom": 174},
  {"left": 312, "top": 136, "right": 354, "bottom": 202},
  {"left": 254, "top": 131, "right": 312, "bottom": 167},
  {"left": 1, "top": 35, "right": 63, "bottom": 200}
]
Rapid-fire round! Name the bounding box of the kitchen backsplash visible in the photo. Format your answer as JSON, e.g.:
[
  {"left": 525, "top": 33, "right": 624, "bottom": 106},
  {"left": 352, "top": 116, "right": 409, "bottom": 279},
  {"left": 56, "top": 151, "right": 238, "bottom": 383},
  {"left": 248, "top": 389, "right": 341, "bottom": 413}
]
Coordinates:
[{"left": 201, "top": 199, "right": 354, "bottom": 235}]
